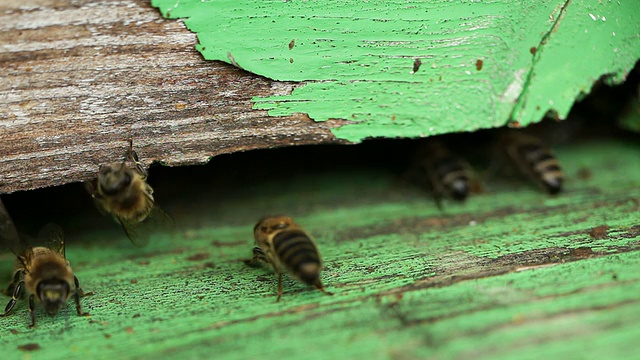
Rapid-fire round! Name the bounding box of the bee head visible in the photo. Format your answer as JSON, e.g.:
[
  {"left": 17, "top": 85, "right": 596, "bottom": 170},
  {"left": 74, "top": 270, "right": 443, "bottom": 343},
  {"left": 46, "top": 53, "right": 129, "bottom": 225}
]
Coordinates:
[
  {"left": 36, "top": 279, "right": 70, "bottom": 316},
  {"left": 98, "top": 164, "right": 133, "bottom": 195},
  {"left": 254, "top": 216, "right": 295, "bottom": 237}
]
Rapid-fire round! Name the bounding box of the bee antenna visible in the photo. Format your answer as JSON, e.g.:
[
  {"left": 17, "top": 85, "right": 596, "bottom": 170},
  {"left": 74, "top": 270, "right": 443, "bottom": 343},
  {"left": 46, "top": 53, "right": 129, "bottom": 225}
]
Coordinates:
[
  {"left": 127, "top": 139, "right": 139, "bottom": 162},
  {"left": 127, "top": 139, "right": 147, "bottom": 177}
]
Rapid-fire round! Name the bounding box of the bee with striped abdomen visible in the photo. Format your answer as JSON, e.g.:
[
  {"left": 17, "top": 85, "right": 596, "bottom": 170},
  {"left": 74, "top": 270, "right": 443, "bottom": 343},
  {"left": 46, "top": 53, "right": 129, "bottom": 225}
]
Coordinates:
[
  {"left": 413, "top": 139, "right": 477, "bottom": 207},
  {"left": 247, "top": 216, "right": 332, "bottom": 301},
  {"left": 498, "top": 130, "right": 564, "bottom": 194},
  {"left": 0, "top": 212, "right": 91, "bottom": 327},
  {"left": 85, "top": 140, "right": 173, "bottom": 246}
]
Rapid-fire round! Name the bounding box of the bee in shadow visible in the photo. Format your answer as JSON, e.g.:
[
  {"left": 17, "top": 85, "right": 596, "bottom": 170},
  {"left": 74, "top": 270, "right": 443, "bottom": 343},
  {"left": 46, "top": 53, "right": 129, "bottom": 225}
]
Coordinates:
[
  {"left": 495, "top": 130, "right": 564, "bottom": 194},
  {"left": 410, "top": 138, "right": 480, "bottom": 208}
]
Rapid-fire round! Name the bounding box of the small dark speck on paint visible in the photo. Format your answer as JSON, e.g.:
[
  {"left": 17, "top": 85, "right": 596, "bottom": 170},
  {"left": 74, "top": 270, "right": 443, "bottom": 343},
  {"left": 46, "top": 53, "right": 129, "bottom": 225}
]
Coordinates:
[
  {"left": 576, "top": 167, "right": 592, "bottom": 180},
  {"left": 476, "top": 59, "right": 483, "bottom": 71},
  {"left": 412, "top": 58, "right": 422, "bottom": 73},
  {"left": 18, "top": 343, "right": 41, "bottom": 351}
]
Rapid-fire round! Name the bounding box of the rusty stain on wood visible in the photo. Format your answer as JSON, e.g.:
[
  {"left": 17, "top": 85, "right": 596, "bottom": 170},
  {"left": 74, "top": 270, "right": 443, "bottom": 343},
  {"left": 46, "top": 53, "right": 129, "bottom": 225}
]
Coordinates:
[
  {"left": 589, "top": 225, "right": 610, "bottom": 240},
  {"left": 17, "top": 343, "right": 41, "bottom": 351},
  {"left": 0, "top": 0, "right": 340, "bottom": 194}
]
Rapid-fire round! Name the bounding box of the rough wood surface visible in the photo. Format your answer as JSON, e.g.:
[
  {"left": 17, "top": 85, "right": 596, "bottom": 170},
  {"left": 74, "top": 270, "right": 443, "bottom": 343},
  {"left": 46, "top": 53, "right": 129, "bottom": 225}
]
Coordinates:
[{"left": 0, "top": 0, "right": 339, "bottom": 194}]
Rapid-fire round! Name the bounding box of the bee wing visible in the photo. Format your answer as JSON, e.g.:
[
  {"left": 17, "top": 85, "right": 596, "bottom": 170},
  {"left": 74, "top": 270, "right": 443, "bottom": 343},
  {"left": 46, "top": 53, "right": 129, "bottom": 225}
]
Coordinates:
[
  {"left": 37, "top": 223, "right": 66, "bottom": 258},
  {"left": 118, "top": 205, "right": 175, "bottom": 247},
  {"left": 0, "top": 198, "right": 21, "bottom": 254}
]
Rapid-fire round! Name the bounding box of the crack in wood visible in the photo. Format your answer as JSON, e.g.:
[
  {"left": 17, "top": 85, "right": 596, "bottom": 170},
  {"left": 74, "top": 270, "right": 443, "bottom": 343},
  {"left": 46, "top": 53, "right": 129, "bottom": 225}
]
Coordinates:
[{"left": 507, "top": 0, "right": 573, "bottom": 124}]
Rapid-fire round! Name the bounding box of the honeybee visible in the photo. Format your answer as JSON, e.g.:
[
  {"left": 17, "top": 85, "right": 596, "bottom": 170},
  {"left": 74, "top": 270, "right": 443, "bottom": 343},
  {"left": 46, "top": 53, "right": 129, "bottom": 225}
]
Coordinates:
[
  {"left": 413, "top": 139, "right": 477, "bottom": 207},
  {"left": 247, "top": 216, "right": 332, "bottom": 301},
  {"left": 0, "top": 216, "right": 91, "bottom": 327},
  {"left": 85, "top": 140, "right": 173, "bottom": 245},
  {"left": 498, "top": 130, "right": 564, "bottom": 194}
]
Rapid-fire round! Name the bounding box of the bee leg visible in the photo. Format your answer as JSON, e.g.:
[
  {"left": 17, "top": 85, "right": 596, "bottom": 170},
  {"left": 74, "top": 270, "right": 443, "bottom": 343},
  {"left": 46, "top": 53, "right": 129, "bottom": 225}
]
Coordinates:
[
  {"left": 427, "top": 173, "right": 446, "bottom": 211},
  {"left": 3, "top": 268, "right": 22, "bottom": 296},
  {"left": 433, "top": 193, "right": 444, "bottom": 211},
  {"left": 254, "top": 247, "right": 268, "bottom": 261},
  {"left": 73, "top": 276, "right": 92, "bottom": 316},
  {"left": 74, "top": 276, "right": 94, "bottom": 298},
  {"left": 73, "top": 292, "right": 84, "bottom": 316},
  {"left": 314, "top": 279, "right": 334, "bottom": 296},
  {"left": 2, "top": 279, "right": 24, "bottom": 316},
  {"left": 28, "top": 294, "right": 36, "bottom": 328},
  {"left": 469, "top": 176, "right": 485, "bottom": 195},
  {"left": 244, "top": 247, "right": 268, "bottom": 267},
  {"left": 276, "top": 270, "right": 283, "bottom": 302}
]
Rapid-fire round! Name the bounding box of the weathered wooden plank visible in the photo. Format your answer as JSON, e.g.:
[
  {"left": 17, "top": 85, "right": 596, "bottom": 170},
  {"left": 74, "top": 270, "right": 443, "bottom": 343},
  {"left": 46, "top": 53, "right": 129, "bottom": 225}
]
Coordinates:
[
  {"left": 153, "top": 0, "right": 640, "bottom": 141},
  {"left": 3, "top": 0, "right": 639, "bottom": 195},
  {"left": 0, "top": 135, "right": 637, "bottom": 358},
  {"left": 0, "top": 0, "right": 339, "bottom": 194}
]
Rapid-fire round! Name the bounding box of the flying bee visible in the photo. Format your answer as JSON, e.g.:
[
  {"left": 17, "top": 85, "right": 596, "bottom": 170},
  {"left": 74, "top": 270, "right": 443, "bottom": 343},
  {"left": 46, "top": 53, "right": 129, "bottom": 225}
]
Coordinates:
[
  {"left": 85, "top": 140, "right": 174, "bottom": 245},
  {"left": 413, "top": 139, "right": 478, "bottom": 207},
  {"left": 498, "top": 130, "right": 564, "bottom": 194},
  {"left": 0, "top": 219, "right": 91, "bottom": 328},
  {"left": 246, "top": 216, "right": 332, "bottom": 301}
]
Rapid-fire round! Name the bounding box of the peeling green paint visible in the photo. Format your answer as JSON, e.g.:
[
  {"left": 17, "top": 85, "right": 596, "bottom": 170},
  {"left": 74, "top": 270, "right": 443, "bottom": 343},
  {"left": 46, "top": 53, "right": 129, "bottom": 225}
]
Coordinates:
[
  {"left": 152, "top": 0, "right": 640, "bottom": 142},
  {"left": 510, "top": 1, "right": 640, "bottom": 124},
  {"left": 0, "top": 138, "right": 638, "bottom": 358},
  {"left": 383, "top": 251, "right": 640, "bottom": 359}
]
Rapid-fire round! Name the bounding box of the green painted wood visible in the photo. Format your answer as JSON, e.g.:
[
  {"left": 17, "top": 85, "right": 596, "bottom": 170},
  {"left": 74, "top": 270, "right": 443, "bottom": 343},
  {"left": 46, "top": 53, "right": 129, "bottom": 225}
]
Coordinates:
[
  {"left": 0, "top": 135, "right": 638, "bottom": 358},
  {"left": 151, "top": 0, "right": 640, "bottom": 142}
]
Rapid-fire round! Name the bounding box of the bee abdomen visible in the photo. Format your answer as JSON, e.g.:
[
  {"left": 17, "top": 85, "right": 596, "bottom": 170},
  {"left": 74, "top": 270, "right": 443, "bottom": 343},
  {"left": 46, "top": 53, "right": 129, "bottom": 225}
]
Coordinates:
[
  {"left": 273, "top": 230, "right": 321, "bottom": 285},
  {"left": 518, "top": 143, "right": 564, "bottom": 194}
]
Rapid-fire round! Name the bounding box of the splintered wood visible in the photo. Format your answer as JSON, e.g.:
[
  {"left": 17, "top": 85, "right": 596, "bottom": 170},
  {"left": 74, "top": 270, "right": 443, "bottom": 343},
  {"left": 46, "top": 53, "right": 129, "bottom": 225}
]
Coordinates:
[{"left": 0, "top": 0, "right": 338, "bottom": 194}]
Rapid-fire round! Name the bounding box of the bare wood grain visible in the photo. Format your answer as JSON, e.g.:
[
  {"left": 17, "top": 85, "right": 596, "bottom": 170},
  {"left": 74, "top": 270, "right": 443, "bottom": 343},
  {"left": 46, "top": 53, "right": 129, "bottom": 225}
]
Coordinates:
[{"left": 0, "top": 0, "right": 342, "bottom": 194}]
